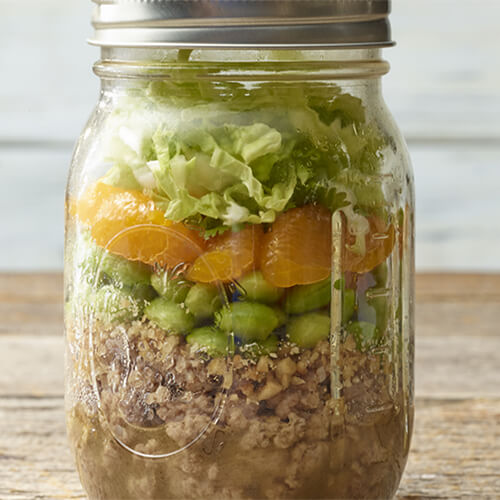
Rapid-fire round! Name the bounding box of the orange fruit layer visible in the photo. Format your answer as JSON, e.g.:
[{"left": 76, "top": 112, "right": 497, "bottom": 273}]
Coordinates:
[
  {"left": 76, "top": 182, "right": 205, "bottom": 268},
  {"left": 260, "top": 205, "right": 332, "bottom": 288},
  {"left": 187, "top": 225, "right": 263, "bottom": 283},
  {"left": 343, "top": 215, "right": 395, "bottom": 274}
]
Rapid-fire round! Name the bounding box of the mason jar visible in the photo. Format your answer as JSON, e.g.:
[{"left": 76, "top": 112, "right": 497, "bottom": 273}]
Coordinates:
[{"left": 65, "top": 1, "right": 414, "bottom": 498}]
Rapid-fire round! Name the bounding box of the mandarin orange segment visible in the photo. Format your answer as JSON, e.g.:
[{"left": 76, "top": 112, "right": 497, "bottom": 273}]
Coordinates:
[
  {"left": 76, "top": 182, "right": 205, "bottom": 267},
  {"left": 187, "top": 225, "right": 263, "bottom": 283},
  {"left": 106, "top": 223, "right": 205, "bottom": 269},
  {"left": 260, "top": 205, "right": 332, "bottom": 288},
  {"left": 343, "top": 215, "right": 395, "bottom": 274}
]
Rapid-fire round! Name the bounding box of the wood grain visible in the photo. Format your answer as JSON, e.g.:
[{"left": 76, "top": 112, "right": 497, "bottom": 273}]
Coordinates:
[
  {"left": 416, "top": 273, "right": 500, "bottom": 338},
  {"left": 0, "top": 397, "right": 85, "bottom": 500},
  {"left": 1, "top": 0, "right": 499, "bottom": 493},
  {"left": 416, "top": 273, "right": 500, "bottom": 300},
  {"left": 2, "top": 334, "right": 500, "bottom": 401},
  {"left": 0, "top": 336, "right": 64, "bottom": 397},
  {"left": 1, "top": 395, "right": 499, "bottom": 499},
  {"left": 2, "top": 272, "right": 500, "bottom": 337},
  {"left": 397, "top": 398, "right": 500, "bottom": 499},
  {"left": 0, "top": 272, "right": 499, "bottom": 498},
  {"left": 416, "top": 336, "right": 500, "bottom": 399},
  {"left": 0, "top": 274, "right": 63, "bottom": 336}
]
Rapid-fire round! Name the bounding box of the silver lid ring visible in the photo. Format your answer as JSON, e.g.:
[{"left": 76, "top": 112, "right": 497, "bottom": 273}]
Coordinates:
[{"left": 90, "top": 0, "right": 394, "bottom": 49}]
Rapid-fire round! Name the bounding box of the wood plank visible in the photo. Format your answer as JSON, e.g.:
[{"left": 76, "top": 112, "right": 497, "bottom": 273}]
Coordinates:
[
  {"left": 397, "top": 398, "right": 500, "bottom": 498},
  {"left": 2, "top": 332, "right": 500, "bottom": 400},
  {"left": 1, "top": 0, "right": 499, "bottom": 142},
  {"left": 0, "top": 274, "right": 63, "bottom": 305},
  {"left": 416, "top": 273, "right": 500, "bottom": 301},
  {"left": 417, "top": 302, "right": 500, "bottom": 338},
  {"left": 1, "top": 272, "right": 499, "bottom": 337},
  {"left": 0, "top": 397, "right": 85, "bottom": 500},
  {"left": 416, "top": 337, "right": 500, "bottom": 398},
  {"left": 1, "top": 395, "right": 498, "bottom": 499},
  {"left": 0, "top": 274, "right": 63, "bottom": 336},
  {"left": 0, "top": 336, "right": 63, "bottom": 397},
  {"left": 0, "top": 272, "right": 499, "bottom": 497},
  {"left": 416, "top": 273, "right": 500, "bottom": 338}
]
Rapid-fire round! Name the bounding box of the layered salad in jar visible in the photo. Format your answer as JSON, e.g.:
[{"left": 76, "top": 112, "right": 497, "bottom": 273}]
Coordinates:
[{"left": 65, "top": 71, "right": 411, "bottom": 499}]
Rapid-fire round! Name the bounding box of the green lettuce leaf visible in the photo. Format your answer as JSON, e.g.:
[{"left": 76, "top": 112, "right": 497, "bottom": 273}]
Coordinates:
[
  {"left": 98, "top": 76, "right": 389, "bottom": 248},
  {"left": 150, "top": 122, "right": 297, "bottom": 226}
]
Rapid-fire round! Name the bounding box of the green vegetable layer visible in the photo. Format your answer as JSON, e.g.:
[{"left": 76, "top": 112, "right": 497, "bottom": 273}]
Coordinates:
[{"left": 71, "top": 75, "right": 393, "bottom": 355}]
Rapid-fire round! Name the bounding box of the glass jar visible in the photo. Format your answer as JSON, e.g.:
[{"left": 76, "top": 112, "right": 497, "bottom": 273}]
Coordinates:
[{"left": 65, "top": 3, "right": 414, "bottom": 499}]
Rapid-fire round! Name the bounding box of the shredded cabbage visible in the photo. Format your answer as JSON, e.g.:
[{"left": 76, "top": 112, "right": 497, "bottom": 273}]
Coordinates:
[{"left": 98, "top": 77, "right": 388, "bottom": 244}]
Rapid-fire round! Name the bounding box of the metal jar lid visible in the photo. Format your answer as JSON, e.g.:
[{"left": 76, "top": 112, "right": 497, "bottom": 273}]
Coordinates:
[{"left": 90, "top": 0, "right": 394, "bottom": 49}]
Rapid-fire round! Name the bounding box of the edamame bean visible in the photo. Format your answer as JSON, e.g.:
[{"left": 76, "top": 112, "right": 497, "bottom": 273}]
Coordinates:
[
  {"left": 186, "top": 327, "right": 228, "bottom": 357},
  {"left": 80, "top": 241, "right": 150, "bottom": 288},
  {"left": 368, "top": 295, "right": 389, "bottom": 332},
  {"left": 127, "top": 283, "right": 157, "bottom": 303},
  {"left": 284, "top": 278, "right": 331, "bottom": 314},
  {"left": 346, "top": 321, "right": 381, "bottom": 352},
  {"left": 185, "top": 283, "right": 222, "bottom": 321},
  {"left": 100, "top": 251, "right": 151, "bottom": 287},
  {"left": 92, "top": 284, "right": 143, "bottom": 323},
  {"left": 371, "top": 262, "right": 388, "bottom": 287},
  {"left": 78, "top": 241, "right": 104, "bottom": 285},
  {"left": 343, "top": 288, "right": 356, "bottom": 323},
  {"left": 238, "top": 271, "right": 284, "bottom": 304},
  {"left": 356, "top": 283, "right": 388, "bottom": 332},
  {"left": 333, "top": 278, "right": 356, "bottom": 324},
  {"left": 240, "top": 334, "right": 280, "bottom": 357},
  {"left": 145, "top": 298, "right": 195, "bottom": 335},
  {"left": 287, "top": 312, "right": 330, "bottom": 349},
  {"left": 273, "top": 307, "right": 287, "bottom": 328},
  {"left": 216, "top": 302, "right": 279, "bottom": 342},
  {"left": 151, "top": 271, "right": 191, "bottom": 303},
  {"left": 361, "top": 263, "right": 389, "bottom": 331}
]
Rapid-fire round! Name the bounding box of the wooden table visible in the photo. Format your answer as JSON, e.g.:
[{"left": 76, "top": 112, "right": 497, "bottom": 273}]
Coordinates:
[{"left": 1, "top": 273, "right": 499, "bottom": 499}]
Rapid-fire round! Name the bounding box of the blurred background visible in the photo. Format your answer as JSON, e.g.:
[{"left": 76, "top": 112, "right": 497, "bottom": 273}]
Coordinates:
[{"left": 1, "top": 0, "right": 499, "bottom": 272}]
